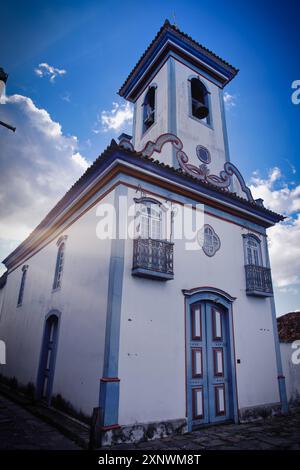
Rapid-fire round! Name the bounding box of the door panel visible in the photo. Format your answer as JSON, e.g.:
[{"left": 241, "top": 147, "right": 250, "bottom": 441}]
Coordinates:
[
  {"left": 187, "top": 300, "right": 233, "bottom": 427},
  {"left": 189, "top": 303, "right": 209, "bottom": 425},
  {"left": 206, "top": 304, "right": 231, "bottom": 423}
]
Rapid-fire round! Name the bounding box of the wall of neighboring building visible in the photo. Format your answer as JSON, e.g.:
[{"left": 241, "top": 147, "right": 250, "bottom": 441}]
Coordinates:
[
  {"left": 280, "top": 342, "right": 300, "bottom": 403},
  {"left": 0, "top": 189, "right": 115, "bottom": 416},
  {"left": 117, "top": 183, "right": 280, "bottom": 427}
]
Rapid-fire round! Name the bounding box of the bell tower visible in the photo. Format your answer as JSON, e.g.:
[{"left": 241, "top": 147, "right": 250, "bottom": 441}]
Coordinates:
[{"left": 119, "top": 20, "right": 238, "bottom": 176}]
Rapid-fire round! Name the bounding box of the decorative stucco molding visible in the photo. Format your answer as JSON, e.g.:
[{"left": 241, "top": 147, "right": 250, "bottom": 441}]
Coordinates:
[
  {"left": 141, "top": 133, "right": 255, "bottom": 203},
  {"left": 182, "top": 286, "right": 236, "bottom": 303}
]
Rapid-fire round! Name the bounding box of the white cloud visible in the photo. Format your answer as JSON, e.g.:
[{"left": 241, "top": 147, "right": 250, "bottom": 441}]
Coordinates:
[
  {"left": 0, "top": 94, "right": 88, "bottom": 250},
  {"left": 250, "top": 167, "right": 300, "bottom": 295},
  {"left": 268, "top": 215, "right": 300, "bottom": 289},
  {"left": 96, "top": 101, "right": 133, "bottom": 133},
  {"left": 223, "top": 92, "right": 236, "bottom": 108},
  {"left": 71, "top": 152, "right": 89, "bottom": 170},
  {"left": 35, "top": 63, "right": 66, "bottom": 82},
  {"left": 250, "top": 167, "right": 300, "bottom": 214},
  {"left": 61, "top": 92, "right": 71, "bottom": 102}
]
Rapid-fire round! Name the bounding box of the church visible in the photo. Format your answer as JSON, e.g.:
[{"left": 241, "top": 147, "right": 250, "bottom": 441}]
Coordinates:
[{"left": 0, "top": 20, "right": 288, "bottom": 446}]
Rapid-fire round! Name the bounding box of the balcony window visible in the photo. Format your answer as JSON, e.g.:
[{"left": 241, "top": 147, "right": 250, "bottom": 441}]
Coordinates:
[
  {"left": 243, "top": 234, "right": 273, "bottom": 297},
  {"left": 132, "top": 197, "right": 174, "bottom": 280}
]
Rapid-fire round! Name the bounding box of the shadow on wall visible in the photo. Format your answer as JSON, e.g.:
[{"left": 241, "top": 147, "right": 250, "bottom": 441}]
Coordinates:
[{"left": 0, "top": 373, "right": 91, "bottom": 424}]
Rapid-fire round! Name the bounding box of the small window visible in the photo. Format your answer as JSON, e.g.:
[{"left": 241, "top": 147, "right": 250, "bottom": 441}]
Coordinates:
[
  {"left": 17, "top": 265, "right": 28, "bottom": 306},
  {"left": 243, "top": 234, "right": 262, "bottom": 266},
  {"left": 202, "top": 224, "right": 220, "bottom": 257},
  {"left": 190, "top": 78, "right": 210, "bottom": 124},
  {"left": 142, "top": 86, "right": 156, "bottom": 134},
  {"left": 53, "top": 239, "right": 66, "bottom": 290}
]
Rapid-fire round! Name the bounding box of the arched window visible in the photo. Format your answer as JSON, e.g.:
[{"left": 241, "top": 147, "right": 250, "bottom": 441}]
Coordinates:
[
  {"left": 53, "top": 237, "right": 67, "bottom": 290},
  {"left": 243, "top": 234, "right": 262, "bottom": 266},
  {"left": 190, "top": 77, "right": 210, "bottom": 124},
  {"left": 142, "top": 86, "right": 156, "bottom": 134},
  {"left": 135, "top": 197, "right": 162, "bottom": 240},
  {"left": 140, "top": 202, "right": 162, "bottom": 239},
  {"left": 17, "top": 265, "right": 28, "bottom": 306}
]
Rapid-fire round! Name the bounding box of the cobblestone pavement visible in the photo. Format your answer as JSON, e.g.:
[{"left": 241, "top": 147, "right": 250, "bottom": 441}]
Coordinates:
[
  {"left": 0, "top": 394, "right": 80, "bottom": 450},
  {"left": 1, "top": 392, "right": 300, "bottom": 450},
  {"left": 107, "top": 412, "right": 300, "bottom": 451}
]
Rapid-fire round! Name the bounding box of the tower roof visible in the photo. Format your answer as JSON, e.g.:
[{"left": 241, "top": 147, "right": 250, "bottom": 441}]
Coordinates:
[{"left": 119, "top": 20, "right": 239, "bottom": 101}]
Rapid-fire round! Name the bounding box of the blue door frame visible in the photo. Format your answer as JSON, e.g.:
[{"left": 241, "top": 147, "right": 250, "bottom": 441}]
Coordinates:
[
  {"left": 36, "top": 310, "right": 61, "bottom": 405},
  {"left": 184, "top": 288, "right": 239, "bottom": 431}
]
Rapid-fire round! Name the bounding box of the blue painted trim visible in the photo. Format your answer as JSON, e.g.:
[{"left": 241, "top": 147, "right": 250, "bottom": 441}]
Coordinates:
[
  {"left": 183, "top": 286, "right": 236, "bottom": 302},
  {"left": 167, "top": 58, "right": 178, "bottom": 168},
  {"left": 122, "top": 29, "right": 235, "bottom": 99},
  {"left": 130, "top": 50, "right": 224, "bottom": 105},
  {"left": 99, "top": 185, "right": 127, "bottom": 426},
  {"left": 117, "top": 172, "right": 267, "bottom": 235},
  {"left": 184, "top": 288, "right": 238, "bottom": 431},
  {"left": 219, "top": 88, "right": 231, "bottom": 164},
  {"left": 36, "top": 309, "right": 61, "bottom": 405},
  {"left": 107, "top": 151, "right": 280, "bottom": 226},
  {"left": 263, "top": 236, "right": 288, "bottom": 413},
  {"left": 132, "top": 101, "right": 137, "bottom": 147}
]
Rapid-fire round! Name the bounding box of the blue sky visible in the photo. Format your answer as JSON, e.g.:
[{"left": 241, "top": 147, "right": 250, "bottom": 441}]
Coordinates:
[{"left": 0, "top": 0, "right": 299, "bottom": 315}]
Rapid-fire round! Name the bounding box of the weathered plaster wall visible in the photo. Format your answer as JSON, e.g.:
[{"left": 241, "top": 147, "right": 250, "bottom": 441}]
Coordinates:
[
  {"left": 132, "top": 57, "right": 228, "bottom": 176},
  {"left": 117, "top": 185, "right": 279, "bottom": 427},
  {"left": 0, "top": 190, "right": 114, "bottom": 416}
]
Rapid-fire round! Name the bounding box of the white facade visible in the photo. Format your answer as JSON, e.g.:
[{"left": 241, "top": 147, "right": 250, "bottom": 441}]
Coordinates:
[
  {"left": 118, "top": 188, "right": 279, "bottom": 426},
  {"left": 0, "top": 191, "right": 114, "bottom": 415},
  {"left": 0, "top": 21, "right": 287, "bottom": 445}
]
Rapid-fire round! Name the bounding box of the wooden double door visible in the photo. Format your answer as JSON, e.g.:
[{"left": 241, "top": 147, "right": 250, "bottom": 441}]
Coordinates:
[{"left": 187, "top": 300, "right": 234, "bottom": 427}]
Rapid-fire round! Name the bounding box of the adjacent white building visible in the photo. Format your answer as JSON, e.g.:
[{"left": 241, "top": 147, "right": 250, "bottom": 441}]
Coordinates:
[
  {"left": 278, "top": 312, "right": 300, "bottom": 406},
  {"left": 0, "top": 20, "right": 288, "bottom": 445}
]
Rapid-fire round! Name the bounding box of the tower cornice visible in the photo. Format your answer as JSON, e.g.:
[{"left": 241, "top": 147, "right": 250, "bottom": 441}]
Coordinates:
[{"left": 119, "top": 20, "right": 238, "bottom": 102}]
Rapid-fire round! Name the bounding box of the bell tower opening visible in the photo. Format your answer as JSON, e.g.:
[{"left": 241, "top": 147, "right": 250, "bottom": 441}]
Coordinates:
[
  {"left": 190, "top": 78, "right": 210, "bottom": 122},
  {"left": 119, "top": 20, "right": 238, "bottom": 173}
]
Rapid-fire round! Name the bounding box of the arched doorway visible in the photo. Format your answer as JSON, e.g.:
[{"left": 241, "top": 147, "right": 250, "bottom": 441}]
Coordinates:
[
  {"left": 183, "top": 288, "right": 238, "bottom": 430},
  {"left": 36, "top": 311, "right": 60, "bottom": 404}
]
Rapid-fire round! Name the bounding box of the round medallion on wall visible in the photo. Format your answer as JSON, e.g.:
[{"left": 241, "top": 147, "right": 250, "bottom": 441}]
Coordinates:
[{"left": 196, "top": 145, "right": 211, "bottom": 164}]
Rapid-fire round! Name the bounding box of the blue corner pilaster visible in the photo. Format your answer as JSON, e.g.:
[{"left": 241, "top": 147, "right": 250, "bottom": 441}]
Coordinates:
[
  {"left": 167, "top": 57, "right": 177, "bottom": 168},
  {"left": 99, "top": 185, "right": 127, "bottom": 429},
  {"left": 218, "top": 88, "right": 231, "bottom": 164},
  {"left": 264, "top": 235, "right": 288, "bottom": 413}
]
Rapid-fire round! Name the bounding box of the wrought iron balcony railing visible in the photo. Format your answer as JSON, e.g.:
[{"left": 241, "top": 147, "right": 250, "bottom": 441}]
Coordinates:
[
  {"left": 132, "top": 238, "right": 174, "bottom": 281},
  {"left": 245, "top": 264, "right": 273, "bottom": 297}
]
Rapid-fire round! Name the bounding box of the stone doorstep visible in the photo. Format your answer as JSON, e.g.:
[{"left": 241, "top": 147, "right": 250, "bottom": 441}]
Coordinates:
[{"left": 0, "top": 384, "right": 89, "bottom": 449}]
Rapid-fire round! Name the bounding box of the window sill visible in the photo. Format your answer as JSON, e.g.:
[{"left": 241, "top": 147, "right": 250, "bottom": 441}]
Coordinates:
[
  {"left": 141, "top": 120, "right": 156, "bottom": 139},
  {"left": 189, "top": 113, "right": 213, "bottom": 130},
  {"left": 246, "top": 290, "right": 273, "bottom": 298},
  {"left": 132, "top": 267, "right": 174, "bottom": 281},
  {"left": 52, "top": 287, "right": 61, "bottom": 294}
]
